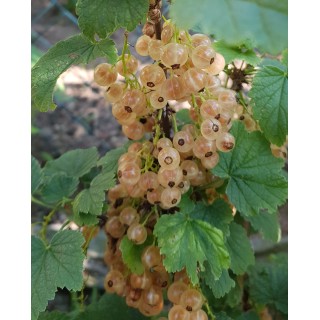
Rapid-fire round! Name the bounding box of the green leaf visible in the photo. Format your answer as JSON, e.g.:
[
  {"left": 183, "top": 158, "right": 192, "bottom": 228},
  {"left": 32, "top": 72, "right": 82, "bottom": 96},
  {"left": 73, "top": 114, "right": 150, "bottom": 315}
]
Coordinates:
[
  {"left": 236, "top": 311, "right": 260, "bottom": 320},
  {"left": 213, "top": 122, "right": 288, "bottom": 216},
  {"left": 190, "top": 199, "right": 234, "bottom": 236},
  {"left": 32, "top": 156, "right": 43, "bottom": 194},
  {"left": 73, "top": 171, "right": 115, "bottom": 215},
  {"left": 215, "top": 312, "right": 234, "bottom": 320},
  {"left": 38, "top": 311, "right": 72, "bottom": 320},
  {"left": 72, "top": 211, "right": 99, "bottom": 226},
  {"left": 202, "top": 268, "right": 235, "bottom": 298},
  {"left": 76, "top": 0, "right": 149, "bottom": 41},
  {"left": 32, "top": 34, "right": 117, "bottom": 111},
  {"left": 226, "top": 222, "right": 255, "bottom": 275},
  {"left": 176, "top": 109, "right": 192, "bottom": 127},
  {"left": 74, "top": 293, "right": 149, "bottom": 320},
  {"left": 245, "top": 211, "right": 281, "bottom": 242},
  {"left": 250, "top": 63, "right": 288, "bottom": 146},
  {"left": 225, "top": 278, "right": 242, "bottom": 308},
  {"left": 120, "top": 235, "right": 154, "bottom": 275},
  {"left": 178, "top": 191, "right": 195, "bottom": 214},
  {"left": 41, "top": 173, "right": 78, "bottom": 204},
  {"left": 31, "top": 230, "right": 85, "bottom": 320},
  {"left": 98, "top": 146, "right": 127, "bottom": 175},
  {"left": 154, "top": 213, "right": 230, "bottom": 284},
  {"left": 171, "top": 0, "right": 288, "bottom": 54},
  {"left": 248, "top": 255, "right": 288, "bottom": 314},
  {"left": 213, "top": 41, "right": 261, "bottom": 65},
  {"left": 44, "top": 147, "right": 99, "bottom": 178}
]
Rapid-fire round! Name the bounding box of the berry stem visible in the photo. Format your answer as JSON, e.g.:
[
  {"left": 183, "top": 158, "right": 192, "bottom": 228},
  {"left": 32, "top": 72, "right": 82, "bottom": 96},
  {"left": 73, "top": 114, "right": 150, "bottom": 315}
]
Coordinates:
[
  {"left": 171, "top": 112, "right": 178, "bottom": 133},
  {"left": 204, "top": 301, "right": 216, "bottom": 320}
]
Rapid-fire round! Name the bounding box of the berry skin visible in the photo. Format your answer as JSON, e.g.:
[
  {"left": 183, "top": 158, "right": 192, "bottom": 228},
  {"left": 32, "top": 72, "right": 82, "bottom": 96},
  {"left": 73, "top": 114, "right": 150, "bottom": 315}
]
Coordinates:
[
  {"left": 158, "top": 147, "right": 181, "bottom": 170},
  {"left": 140, "top": 64, "right": 166, "bottom": 90},
  {"left": 127, "top": 222, "right": 148, "bottom": 244},
  {"left": 161, "top": 43, "right": 189, "bottom": 69},
  {"left": 94, "top": 63, "right": 118, "bottom": 87}
]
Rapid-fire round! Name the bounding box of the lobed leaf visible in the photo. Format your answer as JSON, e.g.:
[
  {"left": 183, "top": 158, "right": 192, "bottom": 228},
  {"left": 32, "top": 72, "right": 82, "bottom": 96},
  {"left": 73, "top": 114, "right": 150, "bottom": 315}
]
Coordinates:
[
  {"left": 76, "top": 0, "right": 149, "bottom": 41},
  {"left": 73, "top": 171, "right": 115, "bottom": 216},
  {"left": 32, "top": 35, "right": 117, "bottom": 111},
  {"left": 41, "top": 173, "right": 78, "bottom": 204},
  {"left": 213, "top": 41, "right": 261, "bottom": 65},
  {"left": 154, "top": 213, "right": 230, "bottom": 284},
  {"left": 170, "top": 0, "right": 288, "bottom": 54},
  {"left": 250, "top": 62, "right": 288, "bottom": 146},
  {"left": 98, "top": 146, "right": 128, "bottom": 175},
  {"left": 44, "top": 147, "right": 99, "bottom": 178},
  {"left": 213, "top": 122, "right": 288, "bottom": 216},
  {"left": 225, "top": 222, "right": 255, "bottom": 275},
  {"left": 245, "top": 210, "right": 281, "bottom": 243},
  {"left": 31, "top": 230, "right": 85, "bottom": 320}
]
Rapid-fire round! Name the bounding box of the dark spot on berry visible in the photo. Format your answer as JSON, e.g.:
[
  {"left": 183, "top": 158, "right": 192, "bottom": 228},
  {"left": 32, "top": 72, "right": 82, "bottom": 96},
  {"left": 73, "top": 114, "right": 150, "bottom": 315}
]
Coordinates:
[
  {"left": 147, "top": 81, "right": 155, "bottom": 87},
  {"left": 172, "top": 198, "right": 177, "bottom": 204},
  {"left": 107, "top": 280, "right": 113, "bottom": 287},
  {"left": 158, "top": 96, "right": 164, "bottom": 102},
  {"left": 210, "top": 57, "right": 215, "bottom": 64},
  {"left": 140, "top": 118, "right": 147, "bottom": 124},
  {"left": 158, "top": 147, "right": 163, "bottom": 152},
  {"left": 164, "top": 156, "right": 173, "bottom": 164},
  {"left": 162, "top": 281, "right": 168, "bottom": 287},
  {"left": 205, "top": 151, "right": 213, "bottom": 157},
  {"left": 186, "top": 306, "right": 193, "bottom": 312},
  {"left": 171, "top": 64, "right": 180, "bottom": 69},
  {"left": 106, "top": 86, "right": 111, "bottom": 92},
  {"left": 118, "top": 170, "right": 122, "bottom": 178},
  {"left": 147, "top": 188, "right": 154, "bottom": 192},
  {"left": 124, "top": 106, "right": 132, "bottom": 113},
  {"left": 212, "top": 124, "right": 219, "bottom": 132},
  {"left": 168, "top": 181, "right": 175, "bottom": 188},
  {"left": 182, "top": 169, "right": 187, "bottom": 176},
  {"left": 155, "top": 201, "right": 161, "bottom": 204},
  {"left": 239, "top": 115, "right": 245, "bottom": 120},
  {"left": 198, "top": 87, "right": 205, "bottom": 93},
  {"left": 215, "top": 113, "right": 221, "bottom": 120},
  {"left": 178, "top": 182, "right": 184, "bottom": 188},
  {"left": 178, "top": 138, "right": 185, "bottom": 146},
  {"left": 224, "top": 142, "right": 234, "bottom": 150}
]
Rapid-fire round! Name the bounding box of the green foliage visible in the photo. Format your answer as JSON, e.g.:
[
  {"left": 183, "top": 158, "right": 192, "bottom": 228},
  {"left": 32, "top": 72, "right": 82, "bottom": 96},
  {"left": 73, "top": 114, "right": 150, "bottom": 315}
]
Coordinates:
[
  {"left": 41, "top": 173, "right": 78, "bottom": 204},
  {"left": 44, "top": 147, "right": 99, "bottom": 178},
  {"left": 31, "top": 230, "right": 85, "bottom": 320},
  {"left": 176, "top": 109, "right": 192, "bottom": 127},
  {"left": 32, "top": 156, "right": 43, "bottom": 194},
  {"left": 250, "top": 61, "right": 288, "bottom": 146},
  {"left": 170, "top": 0, "right": 288, "bottom": 54},
  {"left": 213, "top": 122, "right": 287, "bottom": 216},
  {"left": 73, "top": 171, "right": 115, "bottom": 216},
  {"left": 248, "top": 254, "right": 288, "bottom": 314},
  {"left": 74, "top": 293, "right": 149, "bottom": 320},
  {"left": 76, "top": 0, "right": 149, "bottom": 41},
  {"left": 215, "top": 312, "right": 234, "bottom": 320},
  {"left": 236, "top": 311, "right": 260, "bottom": 320},
  {"left": 31, "top": 35, "right": 117, "bottom": 111},
  {"left": 154, "top": 213, "right": 230, "bottom": 284},
  {"left": 213, "top": 41, "right": 261, "bottom": 65},
  {"left": 120, "top": 235, "right": 154, "bottom": 275},
  {"left": 245, "top": 211, "right": 281, "bottom": 242},
  {"left": 190, "top": 199, "right": 234, "bottom": 235},
  {"left": 226, "top": 223, "right": 255, "bottom": 275},
  {"left": 98, "top": 145, "right": 128, "bottom": 175},
  {"left": 202, "top": 268, "right": 235, "bottom": 298},
  {"left": 38, "top": 311, "right": 72, "bottom": 320}
]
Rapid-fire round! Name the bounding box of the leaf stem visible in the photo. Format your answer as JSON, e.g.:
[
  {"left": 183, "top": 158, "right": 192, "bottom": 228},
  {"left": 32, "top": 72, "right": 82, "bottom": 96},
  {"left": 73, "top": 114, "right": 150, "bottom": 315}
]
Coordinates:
[
  {"left": 204, "top": 301, "right": 216, "bottom": 320},
  {"left": 40, "top": 207, "right": 57, "bottom": 243}
]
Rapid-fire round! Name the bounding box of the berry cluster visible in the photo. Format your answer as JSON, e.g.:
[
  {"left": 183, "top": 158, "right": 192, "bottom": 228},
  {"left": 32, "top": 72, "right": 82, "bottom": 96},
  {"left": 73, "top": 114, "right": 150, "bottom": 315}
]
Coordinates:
[{"left": 94, "top": 19, "right": 243, "bottom": 319}]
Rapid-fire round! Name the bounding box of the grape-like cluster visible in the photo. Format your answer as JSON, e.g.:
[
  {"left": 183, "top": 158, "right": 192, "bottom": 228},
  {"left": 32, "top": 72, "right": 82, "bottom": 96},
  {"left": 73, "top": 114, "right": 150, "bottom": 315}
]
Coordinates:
[{"left": 94, "top": 19, "right": 243, "bottom": 319}]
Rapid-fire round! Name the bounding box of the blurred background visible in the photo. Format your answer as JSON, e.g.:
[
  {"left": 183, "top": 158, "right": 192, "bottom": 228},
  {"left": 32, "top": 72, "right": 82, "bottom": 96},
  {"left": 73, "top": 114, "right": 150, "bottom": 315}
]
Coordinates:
[{"left": 31, "top": 0, "right": 287, "bottom": 314}]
